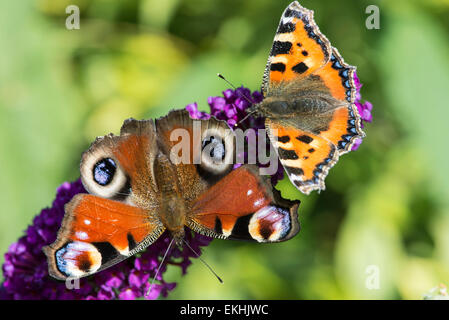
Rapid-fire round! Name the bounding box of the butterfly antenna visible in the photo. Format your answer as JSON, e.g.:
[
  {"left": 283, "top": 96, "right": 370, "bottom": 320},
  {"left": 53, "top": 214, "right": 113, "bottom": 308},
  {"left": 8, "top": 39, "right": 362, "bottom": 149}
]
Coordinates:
[
  {"left": 235, "top": 110, "right": 257, "bottom": 126},
  {"left": 146, "top": 237, "right": 175, "bottom": 298},
  {"left": 182, "top": 238, "right": 223, "bottom": 284},
  {"left": 217, "top": 73, "right": 254, "bottom": 105},
  {"left": 217, "top": 73, "right": 258, "bottom": 127}
]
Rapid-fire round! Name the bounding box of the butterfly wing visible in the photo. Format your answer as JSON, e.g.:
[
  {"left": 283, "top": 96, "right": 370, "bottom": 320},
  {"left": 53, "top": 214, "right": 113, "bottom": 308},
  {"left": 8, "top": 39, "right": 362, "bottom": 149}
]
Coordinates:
[
  {"left": 262, "top": 1, "right": 331, "bottom": 96},
  {"left": 313, "top": 48, "right": 364, "bottom": 155},
  {"left": 44, "top": 119, "right": 165, "bottom": 280},
  {"left": 155, "top": 111, "right": 300, "bottom": 242},
  {"left": 43, "top": 194, "right": 164, "bottom": 280},
  {"left": 266, "top": 119, "right": 339, "bottom": 193},
  {"left": 187, "top": 165, "right": 300, "bottom": 242},
  {"left": 155, "top": 109, "right": 235, "bottom": 202},
  {"left": 261, "top": 1, "right": 365, "bottom": 194}
]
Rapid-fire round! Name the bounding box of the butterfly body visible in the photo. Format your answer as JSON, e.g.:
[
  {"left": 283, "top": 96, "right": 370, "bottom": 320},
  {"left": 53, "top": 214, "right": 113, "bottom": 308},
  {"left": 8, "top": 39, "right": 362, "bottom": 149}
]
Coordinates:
[
  {"left": 252, "top": 1, "right": 365, "bottom": 195},
  {"left": 151, "top": 152, "right": 187, "bottom": 245},
  {"left": 252, "top": 75, "right": 342, "bottom": 128},
  {"left": 44, "top": 110, "right": 300, "bottom": 280}
]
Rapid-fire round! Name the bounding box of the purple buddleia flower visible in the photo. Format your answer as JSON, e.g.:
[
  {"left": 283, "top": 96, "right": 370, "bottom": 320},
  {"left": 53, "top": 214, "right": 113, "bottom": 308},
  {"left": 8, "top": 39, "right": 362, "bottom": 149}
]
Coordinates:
[
  {"left": 186, "top": 102, "right": 211, "bottom": 120},
  {"left": 0, "top": 179, "right": 212, "bottom": 300},
  {"left": 352, "top": 72, "right": 373, "bottom": 150}
]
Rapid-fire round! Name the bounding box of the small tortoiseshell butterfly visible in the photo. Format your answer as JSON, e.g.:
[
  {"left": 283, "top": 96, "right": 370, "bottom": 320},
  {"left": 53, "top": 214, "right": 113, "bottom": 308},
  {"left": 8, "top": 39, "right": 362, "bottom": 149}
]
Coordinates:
[
  {"left": 249, "top": 1, "right": 365, "bottom": 194},
  {"left": 44, "top": 110, "right": 300, "bottom": 280}
]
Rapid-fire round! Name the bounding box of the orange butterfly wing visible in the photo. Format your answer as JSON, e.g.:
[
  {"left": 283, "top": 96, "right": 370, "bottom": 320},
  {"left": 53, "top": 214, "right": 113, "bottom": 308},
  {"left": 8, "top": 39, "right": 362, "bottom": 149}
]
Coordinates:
[
  {"left": 313, "top": 48, "right": 364, "bottom": 154},
  {"left": 266, "top": 119, "right": 339, "bottom": 193},
  {"left": 262, "top": 1, "right": 331, "bottom": 95},
  {"left": 43, "top": 194, "right": 164, "bottom": 280},
  {"left": 261, "top": 2, "right": 365, "bottom": 194},
  {"left": 188, "top": 165, "right": 300, "bottom": 242}
]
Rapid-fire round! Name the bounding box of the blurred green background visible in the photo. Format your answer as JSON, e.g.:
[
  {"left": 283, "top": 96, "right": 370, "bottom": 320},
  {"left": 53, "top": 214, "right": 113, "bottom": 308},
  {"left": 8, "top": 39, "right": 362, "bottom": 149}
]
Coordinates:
[{"left": 1, "top": 0, "right": 449, "bottom": 299}]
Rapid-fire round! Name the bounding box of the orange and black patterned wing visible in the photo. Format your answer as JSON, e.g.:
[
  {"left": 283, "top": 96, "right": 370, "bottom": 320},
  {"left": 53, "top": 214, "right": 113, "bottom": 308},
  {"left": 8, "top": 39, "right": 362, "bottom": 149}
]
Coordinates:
[
  {"left": 187, "top": 165, "right": 300, "bottom": 242},
  {"left": 44, "top": 119, "right": 165, "bottom": 280},
  {"left": 262, "top": 1, "right": 331, "bottom": 96},
  {"left": 261, "top": 2, "right": 365, "bottom": 194},
  {"left": 43, "top": 194, "right": 164, "bottom": 280},
  {"left": 313, "top": 47, "right": 365, "bottom": 154},
  {"left": 266, "top": 119, "right": 339, "bottom": 195}
]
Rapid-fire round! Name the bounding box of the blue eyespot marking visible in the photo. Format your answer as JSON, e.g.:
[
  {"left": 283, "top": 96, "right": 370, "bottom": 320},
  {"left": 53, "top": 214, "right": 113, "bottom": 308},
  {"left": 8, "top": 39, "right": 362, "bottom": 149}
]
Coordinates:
[
  {"left": 55, "top": 241, "right": 102, "bottom": 277},
  {"left": 55, "top": 245, "right": 69, "bottom": 276},
  {"left": 93, "top": 158, "right": 117, "bottom": 186}
]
